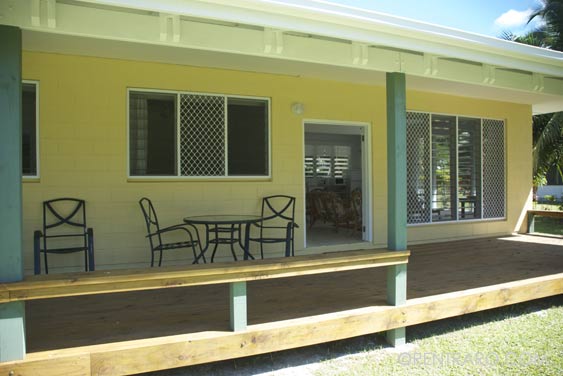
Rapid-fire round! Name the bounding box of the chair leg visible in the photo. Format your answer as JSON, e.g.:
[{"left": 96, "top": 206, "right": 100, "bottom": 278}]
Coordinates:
[
  {"left": 87, "top": 228, "right": 95, "bottom": 271},
  {"left": 291, "top": 235, "right": 295, "bottom": 257},
  {"left": 229, "top": 243, "right": 238, "bottom": 261},
  {"left": 191, "top": 244, "right": 198, "bottom": 263},
  {"left": 260, "top": 243, "right": 264, "bottom": 260},
  {"left": 211, "top": 242, "right": 219, "bottom": 263},
  {"left": 284, "top": 225, "right": 291, "bottom": 257},
  {"left": 150, "top": 251, "right": 155, "bottom": 267},
  {"left": 84, "top": 249, "right": 88, "bottom": 272},
  {"left": 229, "top": 226, "right": 238, "bottom": 261},
  {"left": 158, "top": 251, "right": 163, "bottom": 267},
  {"left": 44, "top": 252, "right": 49, "bottom": 274},
  {"left": 33, "top": 231, "right": 41, "bottom": 275}
]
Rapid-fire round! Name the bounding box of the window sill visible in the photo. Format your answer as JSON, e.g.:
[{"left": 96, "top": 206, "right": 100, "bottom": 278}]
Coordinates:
[
  {"left": 407, "top": 217, "right": 507, "bottom": 227},
  {"left": 127, "top": 176, "right": 272, "bottom": 183},
  {"left": 23, "top": 177, "right": 40, "bottom": 183}
]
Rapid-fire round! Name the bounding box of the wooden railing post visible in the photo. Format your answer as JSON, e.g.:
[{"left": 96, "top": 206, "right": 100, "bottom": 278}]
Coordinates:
[
  {"left": 385, "top": 72, "right": 408, "bottom": 347},
  {"left": 0, "top": 25, "right": 26, "bottom": 362},
  {"left": 230, "top": 281, "right": 247, "bottom": 331}
]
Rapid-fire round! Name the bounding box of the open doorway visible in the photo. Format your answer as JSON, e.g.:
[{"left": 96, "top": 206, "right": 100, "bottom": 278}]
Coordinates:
[{"left": 304, "top": 122, "right": 371, "bottom": 248}]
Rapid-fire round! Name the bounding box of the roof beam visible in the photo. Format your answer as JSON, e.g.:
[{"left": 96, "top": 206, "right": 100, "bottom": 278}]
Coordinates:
[
  {"left": 31, "top": 0, "right": 56, "bottom": 28},
  {"left": 160, "top": 14, "right": 181, "bottom": 43},
  {"left": 2, "top": 0, "right": 562, "bottom": 99},
  {"left": 63, "top": 0, "right": 563, "bottom": 76}
]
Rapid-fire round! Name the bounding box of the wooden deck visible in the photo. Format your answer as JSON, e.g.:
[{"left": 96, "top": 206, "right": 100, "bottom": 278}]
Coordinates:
[{"left": 2, "top": 235, "right": 563, "bottom": 375}]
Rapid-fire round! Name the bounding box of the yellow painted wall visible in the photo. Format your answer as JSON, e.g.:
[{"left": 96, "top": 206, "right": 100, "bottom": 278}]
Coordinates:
[{"left": 21, "top": 51, "right": 532, "bottom": 273}]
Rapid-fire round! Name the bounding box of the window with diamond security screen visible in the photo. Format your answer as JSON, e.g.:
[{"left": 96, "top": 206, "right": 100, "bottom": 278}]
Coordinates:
[
  {"left": 180, "top": 94, "right": 225, "bottom": 176},
  {"left": 406, "top": 111, "right": 505, "bottom": 224},
  {"left": 129, "top": 90, "right": 270, "bottom": 178}
]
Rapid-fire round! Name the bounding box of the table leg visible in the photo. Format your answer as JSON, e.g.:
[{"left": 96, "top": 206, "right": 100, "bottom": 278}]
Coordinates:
[
  {"left": 229, "top": 224, "right": 238, "bottom": 261},
  {"left": 243, "top": 222, "right": 254, "bottom": 260},
  {"left": 193, "top": 224, "right": 210, "bottom": 264}
]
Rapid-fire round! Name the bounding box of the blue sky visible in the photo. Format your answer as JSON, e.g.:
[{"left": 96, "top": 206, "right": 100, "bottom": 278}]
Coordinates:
[{"left": 329, "top": 0, "right": 544, "bottom": 37}]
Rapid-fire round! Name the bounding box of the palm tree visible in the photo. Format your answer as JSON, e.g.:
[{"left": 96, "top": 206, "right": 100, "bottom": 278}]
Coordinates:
[
  {"left": 530, "top": 0, "right": 563, "bottom": 51},
  {"left": 503, "top": 0, "right": 563, "bottom": 190}
]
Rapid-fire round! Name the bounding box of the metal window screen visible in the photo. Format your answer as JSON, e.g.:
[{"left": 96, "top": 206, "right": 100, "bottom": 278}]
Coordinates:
[
  {"left": 180, "top": 94, "right": 225, "bottom": 176},
  {"left": 407, "top": 112, "right": 431, "bottom": 224},
  {"left": 482, "top": 119, "right": 505, "bottom": 218}
]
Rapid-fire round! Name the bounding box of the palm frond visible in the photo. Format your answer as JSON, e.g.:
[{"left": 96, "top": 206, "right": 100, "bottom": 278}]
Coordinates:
[{"left": 533, "top": 112, "right": 563, "bottom": 175}]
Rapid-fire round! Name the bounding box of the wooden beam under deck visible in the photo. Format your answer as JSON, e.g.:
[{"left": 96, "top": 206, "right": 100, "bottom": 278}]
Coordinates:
[{"left": 0, "top": 235, "right": 561, "bottom": 375}]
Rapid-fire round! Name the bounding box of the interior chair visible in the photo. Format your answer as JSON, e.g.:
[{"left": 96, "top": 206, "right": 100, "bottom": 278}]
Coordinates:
[
  {"left": 326, "top": 191, "right": 356, "bottom": 232},
  {"left": 139, "top": 197, "right": 202, "bottom": 266},
  {"left": 249, "top": 195, "right": 299, "bottom": 259},
  {"left": 350, "top": 188, "right": 362, "bottom": 231},
  {"left": 33, "top": 198, "right": 94, "bottom": 275},
  {"left": 306, "top": 189, "right": 325, "bottom": 230}
]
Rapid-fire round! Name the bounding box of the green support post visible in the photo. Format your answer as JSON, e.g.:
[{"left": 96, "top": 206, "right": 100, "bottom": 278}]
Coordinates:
[
  {"left": 0, "top": 25, "right": 26, "bottom": 362},
  {"left": 229, "top": 282, "right": 247, "bottom": 332},
  {"left": 386, "top": 72, "right": 408, "bottom": 347}
]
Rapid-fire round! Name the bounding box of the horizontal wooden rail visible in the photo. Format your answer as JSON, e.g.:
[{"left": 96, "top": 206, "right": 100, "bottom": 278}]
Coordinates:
[
  {"left": 0, "top": 249, "right": 409, "bottom": 303},
  {"left": 527, "top": 210, "right": 563, "bottom": 219}
]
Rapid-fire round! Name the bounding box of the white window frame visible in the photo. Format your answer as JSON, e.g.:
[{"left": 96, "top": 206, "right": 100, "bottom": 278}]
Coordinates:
[
  {"left": 127, "top": 88, "right": 272, "bottom": 179},
  {"left": 22, "top": 80, "right": 40, "bottom": 179},
  {"left": 406, "top": 110, "right": 506, "bottom": 226}
]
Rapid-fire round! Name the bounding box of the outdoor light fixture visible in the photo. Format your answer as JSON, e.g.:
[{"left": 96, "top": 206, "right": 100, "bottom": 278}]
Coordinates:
[{"left": 291, "top": 102, "right": 304, "bottom": 115}]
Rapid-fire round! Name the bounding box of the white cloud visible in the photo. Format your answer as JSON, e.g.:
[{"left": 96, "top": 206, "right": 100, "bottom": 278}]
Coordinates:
[{"left": 494, "top": 9, "right": 534, "bottom": 28}]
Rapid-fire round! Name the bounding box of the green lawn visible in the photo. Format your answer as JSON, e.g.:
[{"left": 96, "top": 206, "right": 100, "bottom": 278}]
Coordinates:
[
  {"left": 534, "top": 216, "right": 563, "bottom": 236},
  {"left": 148, "top": 296, "right": 563, "bottom": 376},
  {"left": 315, "top": 296, "right": 563, "bottom": 376},
  {"left": 530, "top": 204, "right": 563, "bottom": 236}
]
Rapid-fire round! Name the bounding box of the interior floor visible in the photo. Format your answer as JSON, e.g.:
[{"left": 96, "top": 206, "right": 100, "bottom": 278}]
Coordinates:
[{"left": 306, "top": 222, "right": 363, "bottom": 247}]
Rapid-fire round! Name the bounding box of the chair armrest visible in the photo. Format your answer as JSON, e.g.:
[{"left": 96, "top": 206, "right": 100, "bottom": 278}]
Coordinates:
[
  {"left": 254, "top": 221, "right": 299, "bottom": 229},
  {"left": 152, "top": 225, "right": 200, "bottom": 249}
]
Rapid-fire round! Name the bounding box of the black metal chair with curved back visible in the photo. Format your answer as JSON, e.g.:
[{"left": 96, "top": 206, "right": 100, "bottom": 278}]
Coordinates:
[
  {"left": 33, "top": 198, "right": 94, "bottom": 275},
  {"left": 139, "top": 197, "right": 203, "bottom": 266},
  {"left": 249, "top": 195, "right": 299, "bottom": 259}
]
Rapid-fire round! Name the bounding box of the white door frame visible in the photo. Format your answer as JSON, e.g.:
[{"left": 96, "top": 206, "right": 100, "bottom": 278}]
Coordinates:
[{"left": 302, "top": 119, "right": 373, "bottom": 249}]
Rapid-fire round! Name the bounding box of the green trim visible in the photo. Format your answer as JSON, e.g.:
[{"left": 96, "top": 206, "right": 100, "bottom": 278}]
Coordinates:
[
  {"left": 0, "top": 25, "right": 25, "bottom": 362},
  {"left": 229, "top": 281, "right": 247, "bottom": 332},
  {"left": 387, "top": 264, "right": 407, "bottom": 305},
  {"left": 0, "top": 25, "right": 23, "bottom": 282},
  {"left": 386, "top": 72, "right": 407, "bottom": 250},
  {"left": 0, "top": 302, "right": 26, "bottom": 362},
  {"left": 386, "top": 327, "right": 406, "bottom": 347},
  {"left": 386, "top": 72, "right": 408, "bottom": 347}
]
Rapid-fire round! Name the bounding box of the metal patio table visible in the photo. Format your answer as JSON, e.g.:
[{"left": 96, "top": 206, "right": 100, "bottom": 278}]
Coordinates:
[{"left": 183, "top": 214, "right": 262, "bottom": 263}]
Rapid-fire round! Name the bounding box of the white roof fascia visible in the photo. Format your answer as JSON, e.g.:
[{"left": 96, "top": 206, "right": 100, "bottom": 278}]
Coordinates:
[{"left": 72, "top": 0, "right": 563, "bottom": 77}]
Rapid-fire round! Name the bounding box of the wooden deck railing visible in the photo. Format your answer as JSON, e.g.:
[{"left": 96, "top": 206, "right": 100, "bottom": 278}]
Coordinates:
[
  {"left": 0, "top": 249, "right": 409, "bottom": 331},
  {"left": 527, "top": 209, "right": 563, "bottom": 233}
]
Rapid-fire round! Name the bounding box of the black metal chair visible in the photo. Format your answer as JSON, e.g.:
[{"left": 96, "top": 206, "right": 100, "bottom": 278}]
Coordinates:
[
  {"left": 249, "top": 195, "right": 299, "bottom": 259},
  {"left": 139, "top": 197, "right": 203, "bottom": 266},
  {"left": 33, "top": 198, "right": 94, "bottom": 275}
]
